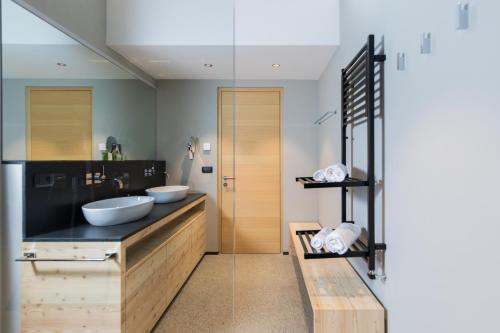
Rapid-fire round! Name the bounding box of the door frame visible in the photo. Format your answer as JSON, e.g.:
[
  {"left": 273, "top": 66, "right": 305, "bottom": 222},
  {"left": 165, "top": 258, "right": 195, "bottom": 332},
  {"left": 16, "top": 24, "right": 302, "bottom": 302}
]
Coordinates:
[
  {"left": 217, "top": 87, "right": 284, "bottom": 253},
  {"left": 26, "top": 86, "right": 93, "bottom": 160}
]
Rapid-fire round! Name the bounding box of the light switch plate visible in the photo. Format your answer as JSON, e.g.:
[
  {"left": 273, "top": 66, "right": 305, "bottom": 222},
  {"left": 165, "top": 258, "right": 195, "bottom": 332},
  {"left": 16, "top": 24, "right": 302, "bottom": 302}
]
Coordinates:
[
  {"left": 203, "top": 142, "right": 211, "bottom": 151},
  {"left": 98, "top": 143, "right": 106, "bottom": 151}
]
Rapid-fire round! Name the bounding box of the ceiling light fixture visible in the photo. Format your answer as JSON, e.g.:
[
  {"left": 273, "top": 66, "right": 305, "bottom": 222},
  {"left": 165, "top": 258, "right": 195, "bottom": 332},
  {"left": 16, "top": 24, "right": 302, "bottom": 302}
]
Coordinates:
[
  {"left": 204, "top": 63, "right": 214, "bottom": 68},
  {"left": 272, "top": 63, "right": 280, "bottom": 68},
  {"left": 56, "top": 62, "right": 67, "bottom": 67}
]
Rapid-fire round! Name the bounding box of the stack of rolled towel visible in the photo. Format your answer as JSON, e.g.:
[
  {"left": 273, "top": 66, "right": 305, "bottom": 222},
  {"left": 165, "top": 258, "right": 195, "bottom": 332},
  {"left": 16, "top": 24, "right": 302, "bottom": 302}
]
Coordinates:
[
  {"left": 309, "top": 223, "right": 362, "bottom": 254},
  {"left": 313, "top": 163, "right": 348, "bottom": 182}
]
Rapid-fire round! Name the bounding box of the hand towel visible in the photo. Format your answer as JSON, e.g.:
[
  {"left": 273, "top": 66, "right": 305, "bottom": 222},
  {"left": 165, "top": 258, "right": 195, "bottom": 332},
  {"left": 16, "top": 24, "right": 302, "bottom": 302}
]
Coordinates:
[
  {"left": 313, "top": 169, "right": 326, "bottom": 182},
  {"left": 324, "top": 163, "right": 348, "bottom": 182},
  {"left": 309, "top": 228, "right": 332, "bottom": 251},
  {"left": 325, "top": 223, "right": 362, "bottom": 254}
]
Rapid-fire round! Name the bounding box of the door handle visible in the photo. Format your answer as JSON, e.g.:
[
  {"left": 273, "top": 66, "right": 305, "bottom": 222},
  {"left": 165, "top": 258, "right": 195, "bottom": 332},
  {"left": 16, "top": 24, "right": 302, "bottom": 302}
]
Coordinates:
[{"left": 223, "top": 176, "right": 236, "bottom": 187}]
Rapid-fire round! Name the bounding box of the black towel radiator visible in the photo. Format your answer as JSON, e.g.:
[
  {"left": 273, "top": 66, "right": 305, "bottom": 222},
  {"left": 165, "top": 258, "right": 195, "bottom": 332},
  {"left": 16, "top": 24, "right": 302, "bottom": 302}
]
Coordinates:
[{"left": 295, "top": 35, "right": 386, "bottom": 279}]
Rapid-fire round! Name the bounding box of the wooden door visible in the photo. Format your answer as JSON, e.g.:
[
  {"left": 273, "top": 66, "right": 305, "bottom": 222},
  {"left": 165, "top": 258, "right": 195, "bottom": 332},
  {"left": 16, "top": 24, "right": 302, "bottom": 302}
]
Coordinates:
[
  {"left": 219, "top": 88, "right": 281, "bottom": 254},
  {"left": 27, "top": 87, "right": 93, "bottom": 160}
]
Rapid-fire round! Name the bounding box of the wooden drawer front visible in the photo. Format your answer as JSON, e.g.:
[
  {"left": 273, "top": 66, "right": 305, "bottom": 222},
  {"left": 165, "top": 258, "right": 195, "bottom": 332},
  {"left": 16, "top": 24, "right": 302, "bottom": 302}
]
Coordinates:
[
  {"left": 166, "top": 224, "right": 193, "bottom": 304},
  {"left": 125, "top": 245, "right": 168, "bottom": 333},
  {"left": 191, "top": 212, "right": 207, "bottom": 266},
  {"left": 21, "top": 242, "right": 122, "bottom": 333}
]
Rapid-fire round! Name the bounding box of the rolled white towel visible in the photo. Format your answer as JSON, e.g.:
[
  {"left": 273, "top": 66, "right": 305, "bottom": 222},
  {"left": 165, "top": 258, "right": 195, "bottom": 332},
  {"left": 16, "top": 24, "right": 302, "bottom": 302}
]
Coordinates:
[
  {"left": 324, "top": 163, "right": 348, "bottom": 182},
  {"left": 313, "top": 169, "right": 326, "bottom": 182},
  {"left": 325, "top": 223, "right": 362, "bottom": 254},
  {"left": 309, "top": 228, "right": 332, "bottom": 250}
]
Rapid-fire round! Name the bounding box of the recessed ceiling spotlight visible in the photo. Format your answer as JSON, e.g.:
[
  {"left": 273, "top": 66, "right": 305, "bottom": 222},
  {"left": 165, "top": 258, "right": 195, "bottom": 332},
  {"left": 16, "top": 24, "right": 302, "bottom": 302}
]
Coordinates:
[
  {"left": 56, "top": 62, "right": 67, "bottom": 67},
  {"left": 272, "top": 63, "right": 280, "bottom": 68},
  {"left": 204, "top": 63, "right": 214, "bottom": 68}
]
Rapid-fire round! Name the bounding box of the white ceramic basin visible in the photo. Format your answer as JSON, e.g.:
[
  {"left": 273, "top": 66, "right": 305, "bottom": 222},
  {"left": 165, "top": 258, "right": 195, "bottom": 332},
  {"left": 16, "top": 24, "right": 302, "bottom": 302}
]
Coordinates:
[
  {"left": 82, "top": 196, "right": 154, "bottom": 227},
  {"left": 146, "top": 185, "right": 189, "bottom": 204}
]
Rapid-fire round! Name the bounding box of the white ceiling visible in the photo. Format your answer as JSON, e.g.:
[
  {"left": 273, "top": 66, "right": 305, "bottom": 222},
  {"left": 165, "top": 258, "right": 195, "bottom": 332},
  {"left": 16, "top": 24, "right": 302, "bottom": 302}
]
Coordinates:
[
  {"left": 2, "top": 0, "right": 133, "bottom": 80},
  {"left": 3, "top": 44, "right": 133, "bottom": 79},
  {"left": 107, "top": 0, "right": 340, "bottom": 80},
  {"left": 110, "top": 45, "right": 337, "bottom": 80}
]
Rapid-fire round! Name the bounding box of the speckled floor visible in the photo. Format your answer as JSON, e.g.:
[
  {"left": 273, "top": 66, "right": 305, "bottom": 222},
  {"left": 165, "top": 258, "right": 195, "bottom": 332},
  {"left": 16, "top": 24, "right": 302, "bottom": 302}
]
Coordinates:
[{"left": 153, "top": 254, "right": 311, "bottom": 333}]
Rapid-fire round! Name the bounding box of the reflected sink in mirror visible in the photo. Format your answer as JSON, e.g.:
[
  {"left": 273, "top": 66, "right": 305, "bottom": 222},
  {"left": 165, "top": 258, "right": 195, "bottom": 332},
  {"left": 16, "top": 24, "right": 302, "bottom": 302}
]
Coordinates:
[
  {"left": 146, "top": 185, "right": 189, "bottom": 203},
  {"left": 82, "top": 196, "right": 154, "bottom": 227}
]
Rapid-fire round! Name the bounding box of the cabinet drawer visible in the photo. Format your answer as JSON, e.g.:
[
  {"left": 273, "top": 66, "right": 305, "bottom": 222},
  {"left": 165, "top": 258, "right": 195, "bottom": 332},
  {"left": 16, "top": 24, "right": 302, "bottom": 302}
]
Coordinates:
[{"left": 125, "top": 245, "right": 168, "bottom": 333}]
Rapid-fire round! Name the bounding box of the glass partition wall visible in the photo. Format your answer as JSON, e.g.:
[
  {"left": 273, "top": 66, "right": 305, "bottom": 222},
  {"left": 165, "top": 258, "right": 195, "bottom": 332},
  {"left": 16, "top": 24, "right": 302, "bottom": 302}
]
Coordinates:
[{"left": 0, "top": 0, "right": 238, "bottom": 332}]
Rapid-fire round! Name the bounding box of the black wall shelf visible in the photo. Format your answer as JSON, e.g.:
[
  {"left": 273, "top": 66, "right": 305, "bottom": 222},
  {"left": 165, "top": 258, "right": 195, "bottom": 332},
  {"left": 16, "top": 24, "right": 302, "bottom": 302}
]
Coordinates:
[
  {"left": 295, "top": 35, "right": 386, "bottom": 280},
  {"left": 295, "top": 176, "right": 368, "bottom": 188}
]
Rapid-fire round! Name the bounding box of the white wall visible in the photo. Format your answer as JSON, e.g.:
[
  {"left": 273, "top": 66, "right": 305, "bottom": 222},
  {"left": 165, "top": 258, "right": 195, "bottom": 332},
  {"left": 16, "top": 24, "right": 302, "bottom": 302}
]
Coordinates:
[
  {"left": 317, "top": 0, "right": 500, "bottom": 332},
  {"left": 107, "top": 0, "right": 339, "bottom": 46},
  {"left": 157, "top": 80, "right": 319, "bottom": 252}
]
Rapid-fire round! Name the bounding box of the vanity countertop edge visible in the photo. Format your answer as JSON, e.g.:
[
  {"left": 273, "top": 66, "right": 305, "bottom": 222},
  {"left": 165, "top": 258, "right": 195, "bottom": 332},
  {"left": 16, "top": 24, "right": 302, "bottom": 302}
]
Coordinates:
[{"left": 23, "top": 193, "right": 207, "bottom": 242}]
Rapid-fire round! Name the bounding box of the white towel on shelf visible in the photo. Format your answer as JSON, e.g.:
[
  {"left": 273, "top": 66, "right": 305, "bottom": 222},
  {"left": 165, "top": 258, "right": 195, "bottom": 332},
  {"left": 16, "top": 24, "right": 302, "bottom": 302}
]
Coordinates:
[
  {"left": 309, "top": 228, "right": 332, "bottom": 251},
  {"left": 324, "top": 164, "right": 348, "bottom": 182},
  {"left": 313, "top": 169, "right": 326, "bottom": 182},
  {"left": 325, "top": 223, "right": 362, "bottom": 254}
]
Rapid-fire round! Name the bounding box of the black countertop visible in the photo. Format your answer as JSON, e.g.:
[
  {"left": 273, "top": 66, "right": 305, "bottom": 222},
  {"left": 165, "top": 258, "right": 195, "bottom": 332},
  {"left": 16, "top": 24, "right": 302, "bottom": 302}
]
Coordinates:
[{"left": 24, "top": 193, "right": 206, "bottom": 242}]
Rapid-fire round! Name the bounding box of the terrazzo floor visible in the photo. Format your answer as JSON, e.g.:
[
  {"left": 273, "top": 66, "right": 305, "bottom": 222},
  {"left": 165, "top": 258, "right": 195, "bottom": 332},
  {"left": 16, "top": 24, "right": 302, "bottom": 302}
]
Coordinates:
[{"left": 153, "top": 254, "right": 312, "bottom": 333}]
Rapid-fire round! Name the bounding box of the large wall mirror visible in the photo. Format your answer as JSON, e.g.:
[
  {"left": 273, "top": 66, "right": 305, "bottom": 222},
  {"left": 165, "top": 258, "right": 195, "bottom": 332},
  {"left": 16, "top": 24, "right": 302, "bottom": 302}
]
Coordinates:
[{"left": 1, "top": 0, "right": 156, "bottom": 161}]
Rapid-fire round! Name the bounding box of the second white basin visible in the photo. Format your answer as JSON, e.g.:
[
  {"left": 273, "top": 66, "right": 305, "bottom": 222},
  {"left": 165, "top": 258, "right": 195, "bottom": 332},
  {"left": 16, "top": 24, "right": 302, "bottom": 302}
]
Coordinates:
[
  {"left": 82, "top": 196, "right": 154, "bottom": 227},
  {"left": 146, "top": 185, "right": 189, "bottom": 203}
]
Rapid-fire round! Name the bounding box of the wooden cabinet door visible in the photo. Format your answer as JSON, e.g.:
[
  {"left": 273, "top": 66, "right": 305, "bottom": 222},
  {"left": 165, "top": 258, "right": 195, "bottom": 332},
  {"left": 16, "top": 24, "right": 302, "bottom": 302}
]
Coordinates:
[
  {"left": 165, "top": 224, "right": 193, "bottom": 305},
  {"left": 125, "top": 245, "right": 168, "bottom": 333},
  {"left": 21, "top": 242, "right": 122, "bottom": 333},
  {"left": 191, "top": 212, "right": 207, "bottom": 268}
]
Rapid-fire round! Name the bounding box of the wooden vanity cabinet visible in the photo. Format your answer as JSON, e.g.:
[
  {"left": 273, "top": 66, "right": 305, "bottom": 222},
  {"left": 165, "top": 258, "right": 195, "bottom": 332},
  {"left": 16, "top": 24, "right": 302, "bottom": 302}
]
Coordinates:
[{"left": 21, "top": 196, "right": 207, "bottom": 333}]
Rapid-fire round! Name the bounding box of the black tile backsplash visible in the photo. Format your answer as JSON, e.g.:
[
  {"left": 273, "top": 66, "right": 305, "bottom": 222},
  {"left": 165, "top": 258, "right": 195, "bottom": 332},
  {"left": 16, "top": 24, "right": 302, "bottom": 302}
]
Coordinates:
[{"left": 21, "top": 160, "right": 166, "bottom": 238}]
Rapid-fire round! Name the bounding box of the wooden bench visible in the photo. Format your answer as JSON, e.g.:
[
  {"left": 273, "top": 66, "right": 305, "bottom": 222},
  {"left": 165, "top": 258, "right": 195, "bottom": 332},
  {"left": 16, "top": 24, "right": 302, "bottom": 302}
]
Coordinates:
[{"left": 289, "top": 223, "right": 385, "bottom": 333}]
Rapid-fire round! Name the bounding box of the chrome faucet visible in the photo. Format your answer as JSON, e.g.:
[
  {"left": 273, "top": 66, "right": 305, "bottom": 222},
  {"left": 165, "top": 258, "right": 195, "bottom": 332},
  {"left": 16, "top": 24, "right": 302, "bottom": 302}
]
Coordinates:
[
  {"left": 113, "top": 177, "right": 124, "bottom": 189},
  {"left": 93, "top": 166, "right": 125, "bottom": 189}
]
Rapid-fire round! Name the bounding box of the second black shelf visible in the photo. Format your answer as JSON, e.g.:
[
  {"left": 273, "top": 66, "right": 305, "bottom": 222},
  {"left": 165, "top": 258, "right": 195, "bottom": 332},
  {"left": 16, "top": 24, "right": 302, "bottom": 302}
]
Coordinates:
[
  {"left": 296, "top": 229, "right": 369, "bottom": 259},
  {"left": 296, "top": 228, "right": 386, "bottom": 260}
]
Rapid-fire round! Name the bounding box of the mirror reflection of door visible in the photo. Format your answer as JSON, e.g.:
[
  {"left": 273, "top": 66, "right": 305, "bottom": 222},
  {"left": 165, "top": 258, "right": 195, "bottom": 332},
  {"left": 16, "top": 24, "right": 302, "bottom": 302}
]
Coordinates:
[
  {"left": 26, "top": 87, "right": 93, "bottom": 160},
  {"left": 219, "top": 87, "right": 282, "bottom": 254}
]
